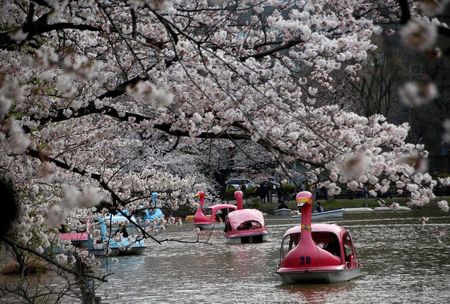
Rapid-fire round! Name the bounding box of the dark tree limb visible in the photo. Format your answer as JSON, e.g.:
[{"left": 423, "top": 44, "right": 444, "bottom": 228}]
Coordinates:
[
  {"left": 0, "top": 236, "right": 109, "bottom": 282},
  {"left": 31, "top": 0, "right": 52, "bottom": 9},
  {"left": 397, "top": 0, "right": 411, "bottom": 25},
  {"left": 97, "top": 75, "right": 149, "bottom": 99},
  {"left": 0, "top": 11, "right": 101, "bottom": 50},
  {"left": 241, "top": 39, "right": 303, "bottom": 60}
]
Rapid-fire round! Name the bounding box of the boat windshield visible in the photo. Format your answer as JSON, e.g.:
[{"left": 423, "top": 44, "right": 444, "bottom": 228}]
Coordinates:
[
  {"left": 110, "top": 225, "right": 143, "bottom": 239},
  {"left": 237, "top": 220, "right": 262, "bottom": 231},
  {"left": 279, "top": 231, "right": 341, "bottom": 262},
  {"left": 214, "top": 208, "right": 233, "bottom": 222},
  {"left": 343, "top": 231, "right": 356, "bottom": 266}
]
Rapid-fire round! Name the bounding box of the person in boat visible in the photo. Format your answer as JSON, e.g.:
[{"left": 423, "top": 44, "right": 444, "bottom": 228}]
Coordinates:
[
  {"left": 315, "top": 201, "right": 325, "bottom": 213},
  {"left": 235, "top": 220, "right": 262, "bottom": 231},
  {"left": 144, "top": 207, "right": 164, "bottom": 221},
  {"left": 323, "top": 239, "right": 339, "bottom": 257},
  {"left": 288, "top": 233, "right": 300, "bottom": 251},
  {"left": 114, "top": 223, "right": 129, "bottom": 238},
  {"left": 216, "top": 209, "right": 224, "bottom": 222}
]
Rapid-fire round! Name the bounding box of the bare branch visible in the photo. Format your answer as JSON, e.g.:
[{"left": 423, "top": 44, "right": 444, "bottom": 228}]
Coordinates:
[{"left": 0, "top": 236, "right": 109, "bottom": 283}]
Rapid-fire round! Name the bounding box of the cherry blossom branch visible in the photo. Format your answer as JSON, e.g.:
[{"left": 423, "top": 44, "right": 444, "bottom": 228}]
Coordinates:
[
  {"left": 0, "top": 236, "right": 109, "bottom": 282},
  {"left": 25, "top": 148, "right": 164, "bottom": 244},
  {"left": 26, "top": 148, "right": 128, "bottom": 213},
  {"left": 26, "top": 100, "right": 251, "bottom": 141},
  {"left": 193, "top": 38, "right": 347, "bottom": 155},
  {"left": 154, "top": 12, "right": 179, "bottom": 45},
  {"left": 174, "top": 1, "right": 265, "bottom": 13},
  {"left": 0, "top": 10, "right": 102, "bottom": 50},
  {"left": 241, "top": 39, "right": 304, "bottom": 60},
  {"left": 98, "top": 77, "right": 150, "bottom": 100},
  {"left": 396, "top": 0, "right": 450, "bottom": 39},
  {"left": 25, "top": 147, "right": 211, "bottom": 246},
  {"left": 362, "top": 189, "right": 409, "bottom": 219},
  {"left": 98, "top": 3, "right": 148, "bottom": 74}
]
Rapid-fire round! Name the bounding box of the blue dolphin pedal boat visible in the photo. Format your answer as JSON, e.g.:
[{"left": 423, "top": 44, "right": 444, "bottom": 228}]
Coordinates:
[{"left": 88, "top": 215, "right": 147, "bottom": 256}]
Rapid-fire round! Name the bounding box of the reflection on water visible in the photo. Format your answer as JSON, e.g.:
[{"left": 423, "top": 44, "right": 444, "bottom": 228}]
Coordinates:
[
  {"left": 96, "top": 211, "right": 450, "bottom": 303},
  {"left": 276, "top": 282, "right": 355, "bottom": 304}
]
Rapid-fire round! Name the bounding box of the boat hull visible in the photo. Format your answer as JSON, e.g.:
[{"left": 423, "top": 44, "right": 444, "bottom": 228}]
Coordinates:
[
  {"left": 195, "top": 222, "right": 224, "bottom": 230},
  {"left": 273, "top": 208, "right": 292, "bottom": 216},
  {"left": 343, "top": 207, "right": 374, "bottom": 213},
  {"left": 89, "top": 246, "right": 147, "bottom": 256},
  {"left": 71, "top": 240, "right": 89, "bottom": 249},
  {"left": 374, "top": 206, "right": 411, "bottom": 212},
  {"left": 291, "top": 209, "right": 344, "bottom": 220},
  {"left": 277, "top": 267, "right": 361, "bottom": 284},
  {"left": 226, "top": 232, "right": 269, "bottom": 244}
]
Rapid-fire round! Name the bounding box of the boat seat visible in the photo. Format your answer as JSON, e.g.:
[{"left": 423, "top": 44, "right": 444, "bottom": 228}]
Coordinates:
[
  {"left": 323, "top": 241, "right": 340, "bottom": 257},
  {"left": 318, "top": 247, "right": 341, "bottom": 266}
]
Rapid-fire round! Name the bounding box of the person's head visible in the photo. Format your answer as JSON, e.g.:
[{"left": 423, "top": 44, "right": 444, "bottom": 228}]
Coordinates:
[{"left": 317, "top": 201, "right": 321, "bottom": 206}]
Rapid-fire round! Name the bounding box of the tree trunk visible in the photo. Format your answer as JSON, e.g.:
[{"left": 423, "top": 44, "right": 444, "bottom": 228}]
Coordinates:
[{"left": 75, "top": 258, "right": 101, "bottom": 304}]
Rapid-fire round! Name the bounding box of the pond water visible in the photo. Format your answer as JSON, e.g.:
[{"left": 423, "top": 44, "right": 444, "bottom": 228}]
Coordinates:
[{"left": 96, "top": 210, "right": 450, "bottom": 304}]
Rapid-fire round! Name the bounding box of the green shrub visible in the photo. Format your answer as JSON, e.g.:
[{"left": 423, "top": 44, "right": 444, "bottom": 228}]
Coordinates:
[
  {"left": 245, "top": 186, "right": 257, "bottom": 197},
  {"left": 245, "top": 197, "right": 261, "bottom": 209},
  {"left": 281, "top": 183, "right": 297, "bottom": 194},
  {"left": 224, "top": 186, "right": 236, "bottom": 200},
  {"left": 223, "top": 186, "right": 257, "bottom": 200}
]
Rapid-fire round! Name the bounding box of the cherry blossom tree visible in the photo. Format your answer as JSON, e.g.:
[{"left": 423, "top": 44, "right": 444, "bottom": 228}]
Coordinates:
[{"left": 1, "top": 0, "right": 449, "bottom": 302}]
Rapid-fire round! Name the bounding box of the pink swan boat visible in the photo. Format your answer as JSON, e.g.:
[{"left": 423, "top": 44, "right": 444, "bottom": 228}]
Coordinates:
[
  {"left": 194, "top": 191, "right": 237, "bottom": 230},
  {"left": 277, "top": 191, "right": 361, "bottom": 283},
  {"left": 224, "top": 191, "right": 269, "bottom": 244},
  {"left": 60, "top": 232, "right": 89, "bottom": 248}
]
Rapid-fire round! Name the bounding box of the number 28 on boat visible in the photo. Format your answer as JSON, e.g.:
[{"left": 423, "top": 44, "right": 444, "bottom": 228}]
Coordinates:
[{"left": 276, "top": 191, "right": 361, "bottom": 284}]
